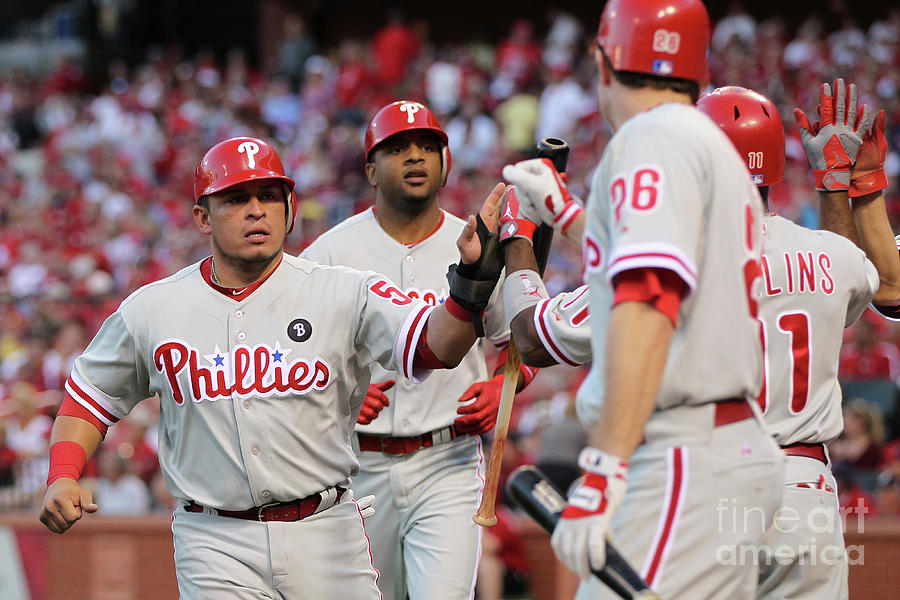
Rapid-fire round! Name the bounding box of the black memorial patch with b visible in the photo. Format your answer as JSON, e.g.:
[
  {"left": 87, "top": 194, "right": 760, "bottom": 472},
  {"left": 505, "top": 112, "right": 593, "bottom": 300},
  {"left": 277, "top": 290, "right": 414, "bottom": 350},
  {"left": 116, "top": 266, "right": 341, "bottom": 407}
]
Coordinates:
[{"left": 288, "top": 318, "right": 312, "bottom": 342}]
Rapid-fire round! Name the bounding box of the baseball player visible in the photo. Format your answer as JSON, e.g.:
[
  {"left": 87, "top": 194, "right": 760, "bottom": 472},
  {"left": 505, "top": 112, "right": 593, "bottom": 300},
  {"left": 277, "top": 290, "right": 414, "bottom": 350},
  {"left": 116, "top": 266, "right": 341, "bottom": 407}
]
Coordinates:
[
  {"left": 704, "top": 84, "right": 877, "bottom": 600},
  {"left": 38, "top": 136, "right": 507, "bottom": 598},
  {"left": 502, "top": 2, "right": 785, "bottom": 598},
  {"left": 301, "top": 100, "right": 536, "bottom": 600}
]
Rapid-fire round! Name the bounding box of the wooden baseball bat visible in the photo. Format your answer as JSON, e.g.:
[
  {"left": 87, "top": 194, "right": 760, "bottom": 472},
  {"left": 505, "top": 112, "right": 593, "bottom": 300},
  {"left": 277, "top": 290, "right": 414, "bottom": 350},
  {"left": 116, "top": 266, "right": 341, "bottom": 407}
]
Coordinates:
[
  {"left": 506, "top": 465, "right": 659, "bottom": 600},
  {"left": 473, "top": 138, "right": 570, "bottom": 527}
]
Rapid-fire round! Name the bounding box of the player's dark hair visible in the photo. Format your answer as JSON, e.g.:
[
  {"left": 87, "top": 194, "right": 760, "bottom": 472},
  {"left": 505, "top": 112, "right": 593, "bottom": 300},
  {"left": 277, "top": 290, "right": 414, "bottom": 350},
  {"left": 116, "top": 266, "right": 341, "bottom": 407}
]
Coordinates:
[
  {"left": 197, "top": 196, "right": 209, "bottom": 209},
  {"left": 601, "top": 51, "right": 700, "bottom": 104},
  {"left": 758, "top": 185, "right": 770, "bottom": 211}
]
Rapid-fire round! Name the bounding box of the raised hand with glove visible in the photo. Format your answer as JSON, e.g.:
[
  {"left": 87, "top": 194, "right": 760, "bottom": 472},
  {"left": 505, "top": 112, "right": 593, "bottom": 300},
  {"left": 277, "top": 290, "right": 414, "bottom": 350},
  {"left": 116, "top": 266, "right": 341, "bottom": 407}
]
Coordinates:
[
  {"left": 502, "top": 158, "right": 584, "bottom": 239},
  {"left": 357, "top": 380, "right": 395, "bottom": 425},
  {"left": 850, "top": 108, "right": 888, "bottom": 198},
  {"left": 551, "top": 447, "right": 628, "bottom": 577},
  {"left": 499, "top": 185, "right": 541, "bottom": 245},
  {"left": 794, "top": 78, "right": 870, "bottom": 192},
  {"left": 454, "top": 373, "right": 504, "bottom": 435}
]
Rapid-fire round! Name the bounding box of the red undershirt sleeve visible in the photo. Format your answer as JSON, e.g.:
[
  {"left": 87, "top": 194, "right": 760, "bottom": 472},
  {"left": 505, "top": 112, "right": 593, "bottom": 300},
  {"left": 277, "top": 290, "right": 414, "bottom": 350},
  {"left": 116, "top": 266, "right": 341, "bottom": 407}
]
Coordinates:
[{"left": 611, "top": 267, "right": 687, "bottom": 327}]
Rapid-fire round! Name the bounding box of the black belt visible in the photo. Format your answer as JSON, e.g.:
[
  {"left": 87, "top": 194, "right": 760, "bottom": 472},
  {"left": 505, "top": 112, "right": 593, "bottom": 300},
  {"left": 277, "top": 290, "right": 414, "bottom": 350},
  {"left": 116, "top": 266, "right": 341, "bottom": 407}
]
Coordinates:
[{"left": 185, "top": 488, "right": 344, "bottom": 522}]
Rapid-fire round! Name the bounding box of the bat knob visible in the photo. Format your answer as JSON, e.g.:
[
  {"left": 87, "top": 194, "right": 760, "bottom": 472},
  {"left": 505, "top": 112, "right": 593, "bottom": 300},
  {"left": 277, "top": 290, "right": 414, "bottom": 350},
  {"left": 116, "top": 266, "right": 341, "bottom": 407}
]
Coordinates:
[{"left": 472, "top": 514, "right": 498, "bottom": 527}]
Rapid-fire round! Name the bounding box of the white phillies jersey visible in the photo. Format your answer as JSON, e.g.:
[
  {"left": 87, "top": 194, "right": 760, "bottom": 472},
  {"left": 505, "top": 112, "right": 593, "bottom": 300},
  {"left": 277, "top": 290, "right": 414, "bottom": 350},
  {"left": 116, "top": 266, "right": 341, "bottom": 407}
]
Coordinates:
[
  {"left": 65, "top": 254, "right": 434, "bottom": 510},
  {"left": 577, "top": 103, "right": 764, "bottom": 425},
  {"left": 302, "top": 208, "right": 509, "bottom": 435},
  {"left": 533, "top": 284, "right": 592, "bottom": 367},
  {"left": 758, "top": 215, "right": 878, "bottom": 445}
]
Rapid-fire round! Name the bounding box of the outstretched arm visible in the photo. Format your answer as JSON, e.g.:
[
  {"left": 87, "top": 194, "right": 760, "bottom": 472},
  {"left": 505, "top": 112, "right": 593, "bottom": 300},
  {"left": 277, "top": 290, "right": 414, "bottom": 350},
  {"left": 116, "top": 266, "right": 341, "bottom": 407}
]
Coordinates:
[
  {"left": 425, "top": 183, "right": 506, "bottom": 366},
  {"left": 848, "top": 110, "right": 900, "bottom": 306}
]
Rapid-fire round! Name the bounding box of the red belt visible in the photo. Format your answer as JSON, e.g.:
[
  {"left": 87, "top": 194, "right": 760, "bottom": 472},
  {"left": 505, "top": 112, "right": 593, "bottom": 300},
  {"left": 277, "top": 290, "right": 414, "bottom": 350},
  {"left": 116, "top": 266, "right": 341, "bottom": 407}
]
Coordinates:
[
  {"left": 781, "top": 442, "right": 827, "bottom": 464},
  {"left": 184, "top": 488, "right": 344, "bottom": 522},
  {"left": 358, "top": 424, "right": 462, "bottom": 455},
  {"left": 713, "top": 397, "right": 754, "bottom": 427}
]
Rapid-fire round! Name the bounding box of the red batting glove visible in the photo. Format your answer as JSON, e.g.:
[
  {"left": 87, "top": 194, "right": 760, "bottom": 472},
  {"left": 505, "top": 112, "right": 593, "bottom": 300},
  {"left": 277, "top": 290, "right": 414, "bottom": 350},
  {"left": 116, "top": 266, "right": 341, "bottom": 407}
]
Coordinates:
[
  {"left": 794, "top": 78, "right": 869, "bottom": 192},
  {"left": 850, "top": 109, "right": 888, "bottom": 198},
  {"left": 499, "top": 185, "right": 538, "bottom": 245},
  {"left": 454, "top": 373, "right": 504, "bottom": 434},
  {"left": 357, "top": 380, "right": 394, "bottom": 425}
]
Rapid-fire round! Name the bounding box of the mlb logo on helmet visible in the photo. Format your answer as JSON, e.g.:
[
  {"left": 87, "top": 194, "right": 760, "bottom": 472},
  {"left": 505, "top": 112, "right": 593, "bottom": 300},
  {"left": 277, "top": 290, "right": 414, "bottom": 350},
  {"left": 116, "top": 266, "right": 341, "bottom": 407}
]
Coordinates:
[
  {"left": 752, "top": 174, "right": 765, "bottom": 185},
  {"left": 652, "top": 59, "right": 674, "bottom": 75}
]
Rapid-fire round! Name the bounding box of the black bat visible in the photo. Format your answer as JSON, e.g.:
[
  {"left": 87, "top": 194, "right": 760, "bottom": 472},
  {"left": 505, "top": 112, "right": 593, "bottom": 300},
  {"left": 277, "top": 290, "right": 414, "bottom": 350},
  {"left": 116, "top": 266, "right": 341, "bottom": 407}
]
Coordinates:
[
  {"left": 506, "top": 465, "right": 660, "bottom": 600},
  {"left": 532, "top": 137, "right": 570, "bottom": 275}
]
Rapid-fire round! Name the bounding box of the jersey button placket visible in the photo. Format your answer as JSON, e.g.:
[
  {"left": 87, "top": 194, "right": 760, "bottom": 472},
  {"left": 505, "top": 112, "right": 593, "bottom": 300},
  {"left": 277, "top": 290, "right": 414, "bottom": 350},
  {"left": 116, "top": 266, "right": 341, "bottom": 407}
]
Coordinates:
[{"left": 238, "top": 332, "right": 246, "bottom": 342}]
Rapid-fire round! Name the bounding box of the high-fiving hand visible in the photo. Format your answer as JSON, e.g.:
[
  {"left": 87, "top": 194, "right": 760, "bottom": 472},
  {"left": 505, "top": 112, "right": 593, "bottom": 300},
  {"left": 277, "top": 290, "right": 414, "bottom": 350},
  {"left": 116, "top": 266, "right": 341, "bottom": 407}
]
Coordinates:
[{"left": 794, "top": 78, "right": 870, "bottom": 192}]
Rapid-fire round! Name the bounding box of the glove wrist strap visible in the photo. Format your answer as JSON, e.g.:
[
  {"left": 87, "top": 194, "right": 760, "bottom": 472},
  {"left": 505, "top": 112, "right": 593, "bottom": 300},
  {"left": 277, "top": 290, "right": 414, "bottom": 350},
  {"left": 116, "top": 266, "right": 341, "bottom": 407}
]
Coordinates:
[
  {"left": 849, "top": 170, "right": 888, "bottom": 198},
  {"left": 500, "top": 219, "right": 537, "bottom": 244},
  {"left": 578, "top": 447, "right": 628, "bottom": 479},
  {"left": 813, "top": 169, "right": 851, "bottom": 191}
]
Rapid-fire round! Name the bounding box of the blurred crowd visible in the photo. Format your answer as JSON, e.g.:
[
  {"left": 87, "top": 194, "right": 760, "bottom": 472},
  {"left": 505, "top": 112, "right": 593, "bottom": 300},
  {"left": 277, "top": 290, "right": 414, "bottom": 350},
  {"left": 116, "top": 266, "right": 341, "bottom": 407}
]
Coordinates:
[{"left": 1, "top": 5, "right": 900, "bottom": 587}]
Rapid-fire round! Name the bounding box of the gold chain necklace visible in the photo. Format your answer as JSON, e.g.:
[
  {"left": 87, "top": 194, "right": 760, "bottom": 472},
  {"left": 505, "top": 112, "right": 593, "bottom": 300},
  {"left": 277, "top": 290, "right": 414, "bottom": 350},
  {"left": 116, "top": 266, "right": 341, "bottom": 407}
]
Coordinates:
[{"left": 211, "top": 258, "right": 222, "bottom": 285}]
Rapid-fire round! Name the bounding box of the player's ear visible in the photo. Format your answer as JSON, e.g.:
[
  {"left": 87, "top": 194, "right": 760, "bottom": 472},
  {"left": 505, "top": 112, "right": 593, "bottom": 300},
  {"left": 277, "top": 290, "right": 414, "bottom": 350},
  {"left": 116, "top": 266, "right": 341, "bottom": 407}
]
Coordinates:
[
  {"left": 365, "top": 161, "right": 378, "bottom": 188},
  {"left": 193, "top": 202, "right": 212, "bottom": 235}
]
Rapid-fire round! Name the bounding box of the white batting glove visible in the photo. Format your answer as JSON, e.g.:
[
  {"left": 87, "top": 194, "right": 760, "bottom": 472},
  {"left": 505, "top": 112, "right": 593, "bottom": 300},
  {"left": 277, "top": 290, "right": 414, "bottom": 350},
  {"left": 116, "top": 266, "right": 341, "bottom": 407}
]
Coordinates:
[
  {"left": 551, "top": 447, "right": 627, "bottom": 577},
  {"left": 502, "top": 158, "right": 583, "bottom": 235},
  {"left": 357, "top": 494, "right": 376, "bottom": 519}
]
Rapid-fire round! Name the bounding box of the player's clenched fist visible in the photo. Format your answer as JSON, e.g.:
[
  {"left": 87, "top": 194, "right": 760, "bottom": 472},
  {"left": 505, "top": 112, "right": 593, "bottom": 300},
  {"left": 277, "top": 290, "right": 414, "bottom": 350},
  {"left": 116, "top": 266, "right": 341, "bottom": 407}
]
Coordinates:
[
  {"left": 502, "top": 158, "right": 583, "bottom": 236},
  {"left": 357, "top": 380, "right": 395, "bottom": 425},
  {"left": 40, "top": 478, "right": 98, "bottom": 534},
  {"left": 454, "top": 373, "right": 504, "bottom": 435},
  {"left": 551, "top": 447, "right": 627, "bottom": 577}
]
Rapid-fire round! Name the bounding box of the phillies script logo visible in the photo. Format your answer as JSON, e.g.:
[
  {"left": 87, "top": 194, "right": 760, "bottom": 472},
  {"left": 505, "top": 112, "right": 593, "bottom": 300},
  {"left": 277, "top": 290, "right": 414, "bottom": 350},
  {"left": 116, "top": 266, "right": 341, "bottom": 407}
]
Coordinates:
[{"left": 153, "top": 340, "right": 332, "bottom": 404}]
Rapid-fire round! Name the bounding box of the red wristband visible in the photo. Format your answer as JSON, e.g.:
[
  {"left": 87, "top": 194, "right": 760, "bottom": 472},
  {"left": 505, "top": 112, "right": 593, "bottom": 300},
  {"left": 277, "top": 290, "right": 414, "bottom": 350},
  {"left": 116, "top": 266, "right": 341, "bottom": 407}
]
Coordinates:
[
  {"left": 47, "top": 441, "right": 87, "bottom": 486},
  {"left": 444, "top": 296, "right": 474, "bottom": 322}
]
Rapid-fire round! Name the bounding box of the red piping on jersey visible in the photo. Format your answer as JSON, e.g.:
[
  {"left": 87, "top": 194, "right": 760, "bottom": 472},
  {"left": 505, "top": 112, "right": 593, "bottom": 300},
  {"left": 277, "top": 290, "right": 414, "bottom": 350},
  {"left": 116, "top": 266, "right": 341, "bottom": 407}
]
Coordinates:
[
  {"left": 571, "top": 307, "right": 589, "bottom": 326},
  {"left": 66, "top": 376, "right": 119, "bottom": 425},
  {"left": 535, "top": 300, "right": 580, "bottom": 367},
  {"left": 609, "top": 251, "right": 696, "bottom": 283},
  {"left": 643, "top": 446, "right": 687, "bottom": 587},
  {"left": 561, "top": 287, "right": 588, "bottom": 309},
  {"left": 371, "top": 207, "right": 445, "bottom": 248},
  {"left": 402, "top": 306, "right": 431, "bottom": 378}
]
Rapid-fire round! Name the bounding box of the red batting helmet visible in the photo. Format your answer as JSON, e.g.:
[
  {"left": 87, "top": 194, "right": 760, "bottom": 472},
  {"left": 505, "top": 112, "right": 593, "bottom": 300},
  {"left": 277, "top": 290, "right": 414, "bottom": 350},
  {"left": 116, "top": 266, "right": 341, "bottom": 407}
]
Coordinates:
[
  {"left": 596, "top": 0, "right": 711, "bottom": 87},
  {"left": 364, "top": 101, "right": 451, "bottom": 185},
  {"left": 697, "top": 86, "right": 785, "bottom": 186},
  {"left": 194, "top": 137, "right": 298, "bottom": 233}
]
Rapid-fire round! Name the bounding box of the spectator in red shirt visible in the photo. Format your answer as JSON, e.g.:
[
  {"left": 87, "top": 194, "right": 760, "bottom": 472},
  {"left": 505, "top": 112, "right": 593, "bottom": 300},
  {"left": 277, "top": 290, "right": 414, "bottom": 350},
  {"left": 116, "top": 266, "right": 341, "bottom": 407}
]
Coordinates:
[
  {"left": 839, "top": 312, "right": 900, "bottom": 380},
  {"left": 495, "top": 19, "right": 542, "bottom": 89},
  {"left": 371, "top": 10, "right": 420, "bottom": 86},
  {"left": 830, "top": 398, "right": 887, "bottom": 469}
]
